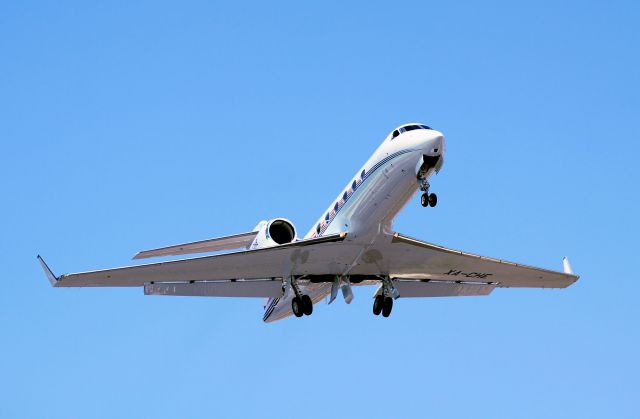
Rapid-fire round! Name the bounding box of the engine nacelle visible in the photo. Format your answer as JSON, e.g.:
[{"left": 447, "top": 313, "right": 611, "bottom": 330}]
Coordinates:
[{"left": 249, "top": 218, "right": 297, "bottom": 249}]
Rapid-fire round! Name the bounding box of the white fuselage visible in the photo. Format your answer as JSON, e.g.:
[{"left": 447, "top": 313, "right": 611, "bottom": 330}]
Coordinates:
[{"left": 264, "top": 124, "right": 445, "bottom": 322}]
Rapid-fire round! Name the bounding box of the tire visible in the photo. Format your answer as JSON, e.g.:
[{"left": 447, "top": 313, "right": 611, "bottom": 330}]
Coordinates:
[
  {"left": 292, "top": 297, "right": 303, "bottom": 317},
  {"left": 382, "top": 297, "right": 393, "bottom": 317},
  {"left": 301, "top": 295, "right": 313, "bottom": 316},
  {"left": 428, "top": 193, "right": 437, "bottom": 207},
  {"left": 421, "top": 193, "right": 429, "bottom": 207},
  {"left": 373, "top": 295, "right": 384, "bottom": 315}
]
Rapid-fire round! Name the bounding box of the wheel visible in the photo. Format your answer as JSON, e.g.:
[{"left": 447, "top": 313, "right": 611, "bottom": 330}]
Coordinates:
[
  {"left": 428, "top": 193, "right": 437, "bottom": 207},
  {"left": 301, "top": 295, "right": 313, "bottom": 316},
  {"left": 373, "top": 295, "right": 384, "bottom": 315},
  {"left": 420, "top": 193, "right": 429, "bottom": 207},
  {"left": 292, "top": 296, "right": 303, "bottom": 317},
  {"left": 382, "top": 297, "right": 393, "bottom": 317}
]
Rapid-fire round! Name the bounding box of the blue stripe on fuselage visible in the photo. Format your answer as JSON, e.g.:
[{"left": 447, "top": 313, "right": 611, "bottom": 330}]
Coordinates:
[{"left": 316, "top": 148, "right": 415, "bottom": 236}]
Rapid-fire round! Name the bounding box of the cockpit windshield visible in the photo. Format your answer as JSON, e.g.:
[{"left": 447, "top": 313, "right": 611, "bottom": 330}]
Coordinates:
[{"left": 390, "top": 124, "right": 432, "bottom": 140}]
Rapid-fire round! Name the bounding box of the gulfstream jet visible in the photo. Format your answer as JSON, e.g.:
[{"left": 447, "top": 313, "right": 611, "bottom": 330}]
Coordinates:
[{"left": 38, "top": 123, "right": 579, "bottom": 322}]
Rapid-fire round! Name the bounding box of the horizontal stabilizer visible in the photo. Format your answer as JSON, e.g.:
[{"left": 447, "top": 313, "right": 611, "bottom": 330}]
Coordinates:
[{"left": 133, "top": 231, "right": 258, "bottom": 260}]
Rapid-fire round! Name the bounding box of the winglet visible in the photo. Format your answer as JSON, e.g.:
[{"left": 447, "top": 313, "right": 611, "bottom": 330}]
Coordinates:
[
  {"left": 562, "top": 257, "right": 574, "bottom": 275},
  {"left": 37, "top": 255, "right": 59, "bottom": 286}
]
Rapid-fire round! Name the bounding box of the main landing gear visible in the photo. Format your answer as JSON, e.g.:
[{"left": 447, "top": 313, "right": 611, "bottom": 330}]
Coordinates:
[
  {"left": 290, "top": 278, "right": 313, "bottom": 317},
  {"left": 373, "top": 277, "right": 398, "bottom": 318},
  {"left": 418, "top": 178, "right": 437, "bottom": 208},
  {"left": 292, "top": 295, "right": 313, "bottom": 317},
  {"left": 372, "top": 295, "right": 393, "bottom": 317}
]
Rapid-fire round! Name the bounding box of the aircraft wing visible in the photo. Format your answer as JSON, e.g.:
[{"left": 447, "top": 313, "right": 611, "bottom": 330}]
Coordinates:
[
  {"left": 38, "top": 231, "right": 578, "bottom": 300},
  {"left": 347, "top": 233, "right": 578, "bottom": 291},
  {"left": 38, "top": 232, "right": 354, "bottom": 290}
]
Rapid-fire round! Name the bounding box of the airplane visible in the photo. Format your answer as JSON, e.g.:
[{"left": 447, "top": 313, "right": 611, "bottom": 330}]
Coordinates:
[{"left": 38, "top": 123, "right": 579, "bottom": 322}]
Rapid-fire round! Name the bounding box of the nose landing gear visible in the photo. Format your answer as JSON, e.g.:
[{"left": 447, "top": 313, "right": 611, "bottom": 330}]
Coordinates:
[
  {"left": 420, "top": 192, "right": 437, "bottom": 207},
  {"left": 418, "top": 178, "right": 437, "bottom": 208}
]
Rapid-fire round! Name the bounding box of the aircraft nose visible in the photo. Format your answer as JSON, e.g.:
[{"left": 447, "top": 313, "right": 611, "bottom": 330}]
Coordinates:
[{"left": 421, "top": 131, "right": 445, "bottom": 156}]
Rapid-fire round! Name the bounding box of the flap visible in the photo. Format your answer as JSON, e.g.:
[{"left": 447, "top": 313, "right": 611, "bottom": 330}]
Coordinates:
[
  {"left": 393, "top": 280, "right": 495, "bottom": 297},
  {"left": 144, "top": 279, "right": 283, "bottom": 298}
]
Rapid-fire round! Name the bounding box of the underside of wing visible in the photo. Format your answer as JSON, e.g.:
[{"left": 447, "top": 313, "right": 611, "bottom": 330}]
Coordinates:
[
  {"left": 39, "top": 229, "right": 578, "bottom": 306},
  {"left": 349, "top": 233, "right": 578, "bottom": 289}
]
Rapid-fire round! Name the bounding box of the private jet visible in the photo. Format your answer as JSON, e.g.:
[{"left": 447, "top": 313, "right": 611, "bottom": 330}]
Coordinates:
[{"left": 38, "top": 123, "right": 579, "bottom": 322}]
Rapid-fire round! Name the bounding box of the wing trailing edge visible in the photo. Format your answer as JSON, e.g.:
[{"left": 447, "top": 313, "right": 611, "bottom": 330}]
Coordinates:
[{"left": 144, "top": 279, "right": 283, "bottom": 298}]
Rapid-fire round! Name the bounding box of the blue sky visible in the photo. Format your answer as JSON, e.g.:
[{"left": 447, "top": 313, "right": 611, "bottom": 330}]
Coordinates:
[{"left": 1, "top": 0, "right": 639, "bottom": 417}]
